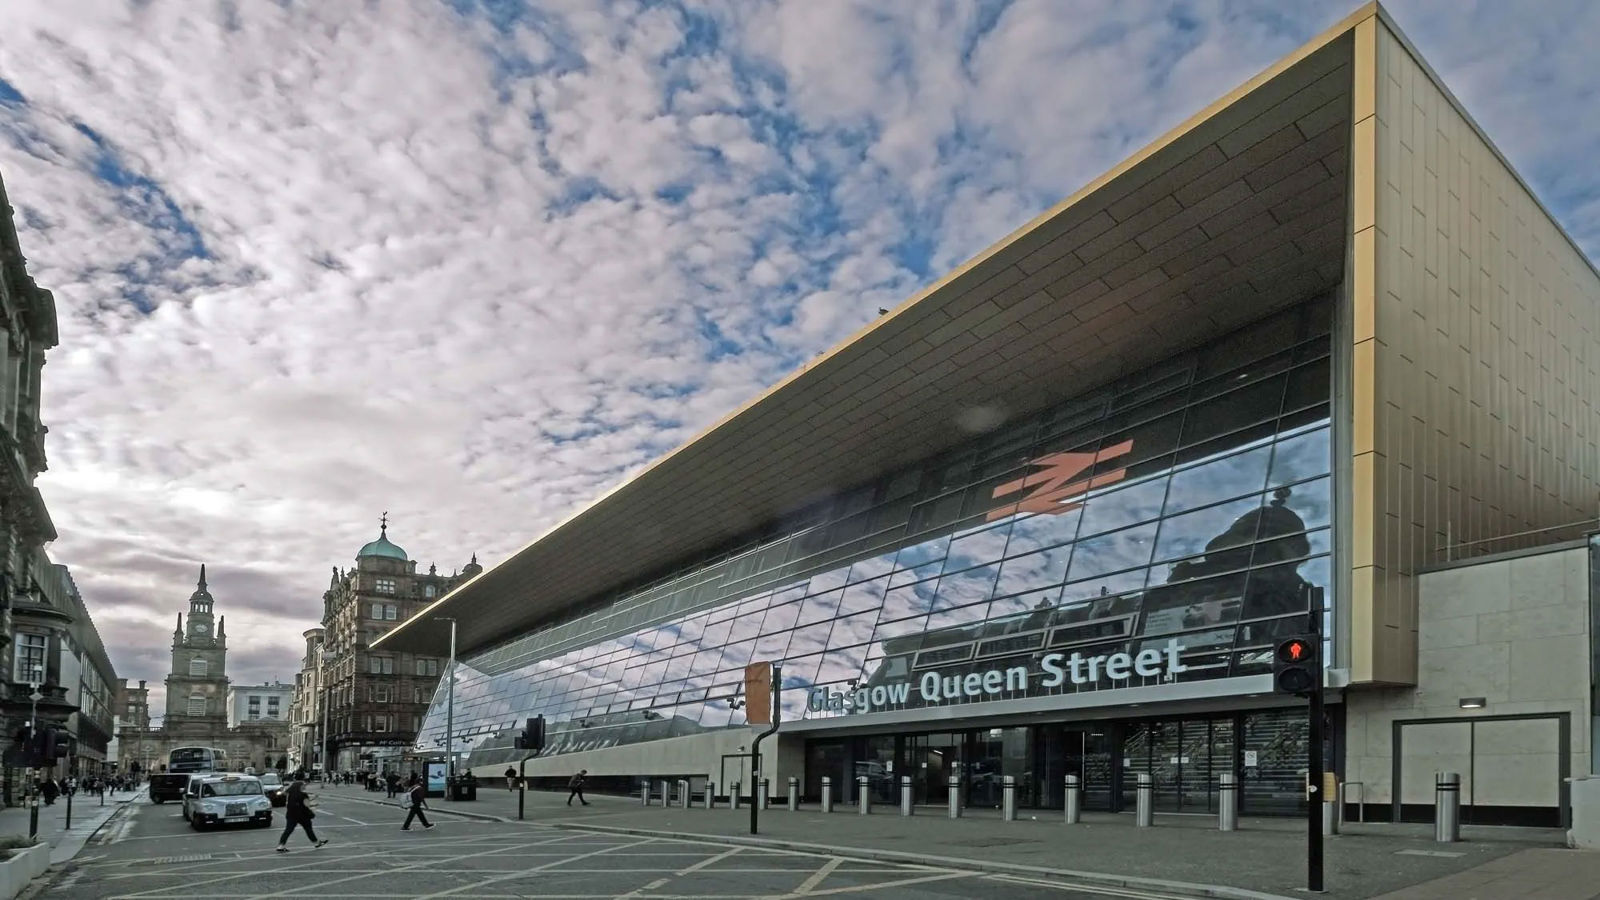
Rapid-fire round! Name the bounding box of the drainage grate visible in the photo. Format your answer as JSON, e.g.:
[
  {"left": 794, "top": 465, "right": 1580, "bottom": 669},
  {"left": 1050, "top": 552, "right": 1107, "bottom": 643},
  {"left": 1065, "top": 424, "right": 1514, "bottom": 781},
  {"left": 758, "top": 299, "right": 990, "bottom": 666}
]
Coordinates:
[
  {"left": 1394, "top": 849, "right": 1465, "bottom": 858},
  {"left": 136, "top": 854, "right": 214, "bottom": 865}
]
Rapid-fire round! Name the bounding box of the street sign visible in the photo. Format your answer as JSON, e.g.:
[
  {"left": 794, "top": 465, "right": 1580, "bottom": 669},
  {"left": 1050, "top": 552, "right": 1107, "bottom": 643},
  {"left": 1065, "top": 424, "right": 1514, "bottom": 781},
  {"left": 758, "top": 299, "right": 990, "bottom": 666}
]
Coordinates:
[{"left": 744, "top": 662, "right": 773, "bottom": 725}]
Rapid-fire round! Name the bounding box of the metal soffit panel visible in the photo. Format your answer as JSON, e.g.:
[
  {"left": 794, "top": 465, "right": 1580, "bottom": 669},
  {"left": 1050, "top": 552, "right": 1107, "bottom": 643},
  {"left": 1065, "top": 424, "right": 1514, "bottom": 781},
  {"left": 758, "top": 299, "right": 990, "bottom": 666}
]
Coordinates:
[{"left": 380, "top": 30, "right": 1357, "bottom": 659}]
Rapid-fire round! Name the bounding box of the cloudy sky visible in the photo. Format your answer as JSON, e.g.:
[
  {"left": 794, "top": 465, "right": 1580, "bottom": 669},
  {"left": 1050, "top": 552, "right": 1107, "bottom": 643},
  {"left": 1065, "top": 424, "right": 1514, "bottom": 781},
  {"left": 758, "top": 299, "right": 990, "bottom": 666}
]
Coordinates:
[{"left": 0, "top": 0, "right": 1595, "bottom": 717}]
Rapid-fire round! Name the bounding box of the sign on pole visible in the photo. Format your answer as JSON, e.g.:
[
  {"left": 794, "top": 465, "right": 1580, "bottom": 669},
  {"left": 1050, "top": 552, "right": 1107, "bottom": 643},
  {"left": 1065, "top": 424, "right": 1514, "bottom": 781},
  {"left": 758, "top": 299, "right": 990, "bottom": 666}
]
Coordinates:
[{"left": 744, "top": 662, "right": 773, "bottom": 725}]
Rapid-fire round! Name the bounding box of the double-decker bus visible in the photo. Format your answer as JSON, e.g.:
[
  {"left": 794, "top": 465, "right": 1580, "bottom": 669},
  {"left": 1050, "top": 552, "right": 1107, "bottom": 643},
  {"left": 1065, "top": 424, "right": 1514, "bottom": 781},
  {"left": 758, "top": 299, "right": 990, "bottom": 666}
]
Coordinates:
[{"left": 149, "top": 747, "right": 226, "bottom": 803}]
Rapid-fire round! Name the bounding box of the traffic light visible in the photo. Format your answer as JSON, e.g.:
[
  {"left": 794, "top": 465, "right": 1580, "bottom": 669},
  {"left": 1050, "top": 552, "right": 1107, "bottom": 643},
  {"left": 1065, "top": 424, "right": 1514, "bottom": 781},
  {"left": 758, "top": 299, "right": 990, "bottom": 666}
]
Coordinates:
[
  {"left": 1273, "top": 636, "right": 1318, "bottom": 695},
  {"left": 39, "top": 726, "right": 57, "bottom": 763},
  {"left": 515, "top": 715, "right": 545, "bottom": 752}
]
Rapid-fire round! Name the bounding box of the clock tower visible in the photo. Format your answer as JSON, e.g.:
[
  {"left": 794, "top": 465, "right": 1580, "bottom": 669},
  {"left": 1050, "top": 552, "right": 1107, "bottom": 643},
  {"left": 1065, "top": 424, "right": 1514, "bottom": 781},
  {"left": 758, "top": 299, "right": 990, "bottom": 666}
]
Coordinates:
[{"left": 165, "top": 565, "right": 230, "bottom": 721}]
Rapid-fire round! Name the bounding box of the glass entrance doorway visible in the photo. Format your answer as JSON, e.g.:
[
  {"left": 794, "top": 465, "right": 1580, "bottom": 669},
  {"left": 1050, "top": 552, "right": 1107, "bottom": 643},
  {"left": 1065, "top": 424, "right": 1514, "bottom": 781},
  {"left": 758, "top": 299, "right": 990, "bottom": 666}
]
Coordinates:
[
  {"left": 1035, "top": 724, "right": 1115, "bottom": 809},
  {"left": 907, "top": 732, "right": 963, "bottom": 805}
]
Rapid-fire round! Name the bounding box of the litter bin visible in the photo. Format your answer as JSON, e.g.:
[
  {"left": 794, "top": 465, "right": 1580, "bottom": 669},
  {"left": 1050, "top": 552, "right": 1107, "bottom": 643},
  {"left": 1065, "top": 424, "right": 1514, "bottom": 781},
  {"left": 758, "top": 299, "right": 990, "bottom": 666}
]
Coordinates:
[{"left": 448, "top": 776, "right": 479, "bottom": 801}]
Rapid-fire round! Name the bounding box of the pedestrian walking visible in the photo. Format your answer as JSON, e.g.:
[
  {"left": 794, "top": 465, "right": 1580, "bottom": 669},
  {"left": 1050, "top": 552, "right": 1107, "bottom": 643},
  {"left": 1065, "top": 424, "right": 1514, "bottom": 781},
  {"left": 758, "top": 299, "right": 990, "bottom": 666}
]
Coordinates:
[
  {"left": 40, "top": 778, "right": 58, "bottom": 806},
  {"left": 402, "top": 777, "right": 434, "bottom": 831},
  {"left": 504, "top": 766, "right": 517, "bottom": 791},
  {"left": 567, "top": 769, "right": 589, "bottom": 806},
  {"left": 276, "top": 780, "right": 329, "bottom": 853}
]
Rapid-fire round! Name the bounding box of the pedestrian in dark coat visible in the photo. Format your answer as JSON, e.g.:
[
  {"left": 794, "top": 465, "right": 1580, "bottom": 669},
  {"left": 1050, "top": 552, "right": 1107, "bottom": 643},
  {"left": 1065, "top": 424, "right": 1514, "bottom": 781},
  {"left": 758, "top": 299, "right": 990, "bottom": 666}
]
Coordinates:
[
  {"left": 567, "top": 770, "right": 589, "bottom": 806},
  {"left": 276, "top": 780, "right": 328, "bottom": 852},
  {"left": 402, "top": 777, "right": 434, "bottom": 831},
  {"left": 504, "top": 766, "right": 517, "bottom": 791},
  {"left": 40, "top": 779, "right": 58, "bottom": 805}
]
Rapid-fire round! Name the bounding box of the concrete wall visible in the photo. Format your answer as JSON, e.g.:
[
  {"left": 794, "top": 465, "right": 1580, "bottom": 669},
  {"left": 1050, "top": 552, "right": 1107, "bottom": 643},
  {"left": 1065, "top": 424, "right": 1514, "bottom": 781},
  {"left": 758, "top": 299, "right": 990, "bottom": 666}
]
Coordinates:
[
  {"left": 1344, "top": 544, "right": 1589, "bottom": 814},
  {"left": 1343, "top": 13, "right": 1600, "bottom": 686},
  {"left": 469, "top": 726, "right": 801, "bottom": 798}
]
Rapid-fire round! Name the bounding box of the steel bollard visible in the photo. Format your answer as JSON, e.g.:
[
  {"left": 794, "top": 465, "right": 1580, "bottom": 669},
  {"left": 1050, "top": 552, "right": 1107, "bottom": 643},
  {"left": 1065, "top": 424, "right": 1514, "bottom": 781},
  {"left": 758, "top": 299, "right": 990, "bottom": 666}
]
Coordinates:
[
  {"left": 948, "top": 776, "right": 961, "bottom": 819},
  {"left": 703, "top": 781, "right": 714, "bottom": 809},
  {"left": 857, "top": 775, "right": 871, "bottom": 815},
  {"left": 1064, "top": 774, "right": 1081, "bottom": 825},
  {"left": 641, "top": 781, "right": 651, "bottom": 806},
  {"left": 658, "top": 780, "right": 670, "bottom": 808},
  {"left": 1218, "top": 772, "right": 1237, "bottom": 831},
  {"left": 1002, "top": 775, "right": 1017, "bottom": 822},
  {"left": 1435, "top": 772, "right": 1461, "bottom": 843},
  {"left": 788, "top": 777, "right": 799, "bottom": 811},
  {"left": 731, "top": 781, "right": 741, "bottom": 810},
  {"left": 677, "top": 779, "right": 690, "bottom": 808},
  {"left": 1135, "top": 773, "right": 1153, "bottom": 827},
  {"left": 900, "top": 775, "right": 914, "bottom": 816},
  {"left": 821, "top": 776, "right": 833, "bottom": 813},
  {"left": 1323, "top": 798, "right": 1339, "bottom": 835},
  {"left": 758, "top": 778, "right": 770, "bottom": 810}
]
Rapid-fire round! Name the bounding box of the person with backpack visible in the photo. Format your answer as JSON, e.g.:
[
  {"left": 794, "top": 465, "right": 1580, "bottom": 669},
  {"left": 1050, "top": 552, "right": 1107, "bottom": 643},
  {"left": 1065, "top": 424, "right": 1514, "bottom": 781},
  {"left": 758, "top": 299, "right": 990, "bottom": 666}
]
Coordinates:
[
  {"left": 504, "top": 766, "right": 518, "bottom": 791},
  {"left": 567, "top": 770, "right": 589, "bottom": 806},
  {"left": 276, "top": 780, "right": 328, "bottom": 852},
  {"left": 402, "top": 776, "right": 434, "bottom": 830}
]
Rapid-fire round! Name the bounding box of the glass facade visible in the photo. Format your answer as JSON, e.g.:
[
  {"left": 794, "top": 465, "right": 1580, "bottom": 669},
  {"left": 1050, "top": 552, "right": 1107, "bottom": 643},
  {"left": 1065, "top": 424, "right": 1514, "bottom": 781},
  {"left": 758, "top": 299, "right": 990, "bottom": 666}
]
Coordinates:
[{"left": 423, "top": 300, "right": 1334, "bottom": 771}]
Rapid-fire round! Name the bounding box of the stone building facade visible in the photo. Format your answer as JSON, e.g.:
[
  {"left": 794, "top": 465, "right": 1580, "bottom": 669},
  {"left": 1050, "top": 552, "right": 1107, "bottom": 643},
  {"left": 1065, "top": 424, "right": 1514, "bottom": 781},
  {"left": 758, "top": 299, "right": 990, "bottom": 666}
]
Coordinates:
[
  {"left": 317, "top": 517, "right": 477, "bottom": 773},
  {"left": 117, "top": 569, "right": 291, "bottom": 774},
  {"left": 0, "top": 169, "right": 62, "bottom": 801},
  {"left": 286, "top": 627, "right": 324, "bottom": 773}
]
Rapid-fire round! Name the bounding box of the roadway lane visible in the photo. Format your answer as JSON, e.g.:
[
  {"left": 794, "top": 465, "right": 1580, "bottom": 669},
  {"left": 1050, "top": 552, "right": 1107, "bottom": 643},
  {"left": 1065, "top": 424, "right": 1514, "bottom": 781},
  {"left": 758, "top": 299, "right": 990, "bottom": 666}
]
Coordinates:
[{"left": 40, "top": 789, "right": 1202, "bottom": 899}]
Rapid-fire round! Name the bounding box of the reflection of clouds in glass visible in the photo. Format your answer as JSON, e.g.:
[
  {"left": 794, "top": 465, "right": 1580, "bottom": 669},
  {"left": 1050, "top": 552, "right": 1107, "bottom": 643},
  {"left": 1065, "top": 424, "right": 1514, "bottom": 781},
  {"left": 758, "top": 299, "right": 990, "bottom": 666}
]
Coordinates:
[
  {"left": 932, "top": 564, "right": 999, "bottom": 609},
  {"left": 894, "top": 536, "right": 949, "bottom": 570},
  {"left": 1268, "top": 426, "right": 1331, "bottom": 488},
  {"left": 1164, "top": 446, "right": 1271, "bottom": 516},
  {"left": 945, "top": 524, "right": 1012, "bottom": 572},
  {"left": 993, "top": 545, "right": 1071, "bottom": 598},
  {"left": 848, "top": 552, "right": 897, "bottom": 583},
  {"left": 840, "top": 577, "right": 887, "bottom": 615},
  {"left": 1064, "top": 520, "right": 1158, "bottom": 583},
  {"left": 1153, "top": 495, "right": 1264, "bottom": 563},
  {"left": 1076, "top": 477, "right": 1168, "bottom": 537},
  {"left": 1005, "top": 508, "right": 1083, "bottom": 557}
]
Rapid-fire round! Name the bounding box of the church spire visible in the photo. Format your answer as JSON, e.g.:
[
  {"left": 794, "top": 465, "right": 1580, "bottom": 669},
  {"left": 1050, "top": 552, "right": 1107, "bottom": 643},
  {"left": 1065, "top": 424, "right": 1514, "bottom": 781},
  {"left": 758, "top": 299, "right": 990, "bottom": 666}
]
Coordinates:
[{"left": 197, "top": 563, "right": 207, "bottom": 591}]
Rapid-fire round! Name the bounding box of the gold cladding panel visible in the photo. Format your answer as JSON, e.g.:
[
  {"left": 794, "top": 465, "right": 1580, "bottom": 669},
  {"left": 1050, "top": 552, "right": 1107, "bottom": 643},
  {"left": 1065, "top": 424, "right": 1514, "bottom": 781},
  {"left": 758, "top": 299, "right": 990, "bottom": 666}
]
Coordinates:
[{"left": 1347, "top": 19, "right": 1600, "bottom": 684}]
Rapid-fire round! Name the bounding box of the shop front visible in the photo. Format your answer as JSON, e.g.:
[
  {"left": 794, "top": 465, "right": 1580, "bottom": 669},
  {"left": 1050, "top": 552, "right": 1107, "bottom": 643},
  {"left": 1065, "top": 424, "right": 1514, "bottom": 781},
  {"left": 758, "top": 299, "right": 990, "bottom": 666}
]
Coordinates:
[{"left": 803, "top": 705, "right": 1325, "bottom": 816}]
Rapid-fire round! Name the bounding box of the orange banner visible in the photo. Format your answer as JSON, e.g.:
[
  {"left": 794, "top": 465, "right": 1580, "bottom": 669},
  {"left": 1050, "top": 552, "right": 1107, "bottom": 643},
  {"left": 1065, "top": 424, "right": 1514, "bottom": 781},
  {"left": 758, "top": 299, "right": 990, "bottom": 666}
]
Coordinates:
[{"left": 744, "top": 661, "right": 773, "bottom": 725}]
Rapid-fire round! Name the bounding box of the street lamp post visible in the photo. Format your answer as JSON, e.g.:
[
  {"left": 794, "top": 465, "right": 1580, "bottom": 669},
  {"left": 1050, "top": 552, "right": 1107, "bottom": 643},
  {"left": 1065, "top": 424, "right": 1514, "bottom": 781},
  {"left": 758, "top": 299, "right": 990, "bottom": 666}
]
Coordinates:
[{"left": 432, "top": 617, "right": 457, "bottom": 780}]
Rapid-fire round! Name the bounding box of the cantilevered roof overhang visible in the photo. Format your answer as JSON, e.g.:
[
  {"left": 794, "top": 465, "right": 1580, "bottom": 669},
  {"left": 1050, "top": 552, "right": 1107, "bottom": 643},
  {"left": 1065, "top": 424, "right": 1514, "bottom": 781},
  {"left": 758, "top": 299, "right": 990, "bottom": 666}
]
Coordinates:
[{"left": 379, "top": 12, "right": 1361, "bottom": 659}]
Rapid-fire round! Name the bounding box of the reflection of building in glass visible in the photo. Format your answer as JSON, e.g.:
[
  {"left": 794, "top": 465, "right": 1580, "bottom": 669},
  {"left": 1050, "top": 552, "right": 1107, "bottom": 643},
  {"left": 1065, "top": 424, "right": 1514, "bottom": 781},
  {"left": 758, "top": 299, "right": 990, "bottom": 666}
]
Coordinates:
[{"left": 377, "top": 6, "right": 1600, "bottom": 825}]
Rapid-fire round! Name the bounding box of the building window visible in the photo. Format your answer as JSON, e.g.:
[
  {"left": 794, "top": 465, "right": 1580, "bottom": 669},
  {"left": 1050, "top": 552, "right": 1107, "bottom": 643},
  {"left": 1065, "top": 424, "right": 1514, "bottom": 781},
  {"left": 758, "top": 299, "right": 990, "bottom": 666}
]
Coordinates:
[
  {"left": 385, "top": 604, "right": 398, "bottom": 621},
  {"left": 374, "top": 715, "right": 389, "bottom": 732},
  {"left": 13, "top": 633, "right": 46, "bottom": 684},
  {"left": 424, "top": 585, "right": 436, "bottom": 598},
  {"left": 190, "top": 658, "right": 207, "bottom": 677},
  {"left": 370, "top": 602, "right": 384, "bottom": 619},
  {"left": 375, "top": 686, "right": 390, "bottom": 703},
  {"left": 369, "top": 656, "right": 394, "bottom": 675},
  {"left": 375, "top": 578, "right": 396, "bottom": 594},
  {"left": 188, "top": 695, "right": 206, "bottom": 716},
  {"left": 415, "top": 658, "right": 439, "bottom": 677}
]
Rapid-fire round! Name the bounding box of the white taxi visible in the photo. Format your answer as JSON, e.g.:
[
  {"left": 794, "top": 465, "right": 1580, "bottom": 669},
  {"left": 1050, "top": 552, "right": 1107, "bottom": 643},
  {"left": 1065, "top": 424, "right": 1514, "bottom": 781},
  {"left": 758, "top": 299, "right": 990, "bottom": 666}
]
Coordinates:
[{"left": 181, "top": 773, "right": 274, "bottom": 830}]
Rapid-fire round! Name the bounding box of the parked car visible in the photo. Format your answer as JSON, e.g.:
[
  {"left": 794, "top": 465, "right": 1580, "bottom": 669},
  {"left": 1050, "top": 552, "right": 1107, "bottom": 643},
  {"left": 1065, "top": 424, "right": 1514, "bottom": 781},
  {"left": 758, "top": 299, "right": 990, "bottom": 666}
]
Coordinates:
[{"left": 181, "top": 774, "right": 273, "bottom": 830}]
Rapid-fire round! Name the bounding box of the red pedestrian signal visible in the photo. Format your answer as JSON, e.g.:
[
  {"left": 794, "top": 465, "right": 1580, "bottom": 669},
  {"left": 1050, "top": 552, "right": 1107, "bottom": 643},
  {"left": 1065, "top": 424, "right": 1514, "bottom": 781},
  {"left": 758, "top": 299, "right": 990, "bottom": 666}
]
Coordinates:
[
  {"left": 1272, "top": 636, "right": 1318, "bottom": 695},
  {"left": 1278, "top": 639, "right": 1311, "bottom": 663}
]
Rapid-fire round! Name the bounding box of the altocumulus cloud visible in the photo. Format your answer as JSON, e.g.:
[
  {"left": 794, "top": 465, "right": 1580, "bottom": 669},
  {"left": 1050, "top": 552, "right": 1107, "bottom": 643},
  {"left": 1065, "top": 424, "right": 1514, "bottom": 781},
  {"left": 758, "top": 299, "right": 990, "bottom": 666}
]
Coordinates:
[{"left": 0, "top": 0, "right": 1594, "bottom": 714}]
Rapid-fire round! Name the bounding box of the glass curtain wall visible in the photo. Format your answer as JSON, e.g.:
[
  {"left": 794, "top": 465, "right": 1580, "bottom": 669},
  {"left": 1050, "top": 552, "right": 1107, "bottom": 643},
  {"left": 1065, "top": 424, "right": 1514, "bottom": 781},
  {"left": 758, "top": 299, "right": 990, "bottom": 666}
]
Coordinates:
[{"left": 423, "top": 300, "right": 1335, "bottom": 769}]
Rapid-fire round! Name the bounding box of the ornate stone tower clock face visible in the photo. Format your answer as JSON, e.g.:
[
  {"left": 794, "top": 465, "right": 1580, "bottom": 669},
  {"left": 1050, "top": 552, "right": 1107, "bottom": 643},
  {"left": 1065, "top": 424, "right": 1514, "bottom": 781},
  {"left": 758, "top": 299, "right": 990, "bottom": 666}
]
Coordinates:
[{"left": 192, "top": 622, "right": 210, "bottom": 636}]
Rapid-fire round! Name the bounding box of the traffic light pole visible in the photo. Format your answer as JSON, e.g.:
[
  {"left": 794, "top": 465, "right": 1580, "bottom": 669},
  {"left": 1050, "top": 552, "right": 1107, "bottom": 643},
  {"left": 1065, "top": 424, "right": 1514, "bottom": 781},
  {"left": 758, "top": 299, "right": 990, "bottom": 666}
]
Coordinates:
[{"left": 1306, "top": 600, "right": 1325, "bottom": 893}]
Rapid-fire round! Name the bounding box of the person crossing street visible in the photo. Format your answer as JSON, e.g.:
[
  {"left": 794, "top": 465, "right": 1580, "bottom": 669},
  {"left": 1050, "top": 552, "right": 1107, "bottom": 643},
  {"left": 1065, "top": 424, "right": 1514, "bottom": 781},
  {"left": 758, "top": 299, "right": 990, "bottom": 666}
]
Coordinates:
[
  {"left": 567, "top": 769, "right": 589, "bottom": 806},
  {"left": 402, "top": 776, "right": 434, "bottom": 831}
]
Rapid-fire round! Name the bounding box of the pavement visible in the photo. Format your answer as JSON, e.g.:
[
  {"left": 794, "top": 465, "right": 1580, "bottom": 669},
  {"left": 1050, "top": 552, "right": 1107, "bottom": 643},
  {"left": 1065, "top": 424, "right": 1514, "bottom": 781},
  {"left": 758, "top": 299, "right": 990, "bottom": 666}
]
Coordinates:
[
  {"left": 0, "top": 788, "right": 140, "bottom": 865},
  {"left": 317, "top": 782, "right": 1585, "bottom": 899}
]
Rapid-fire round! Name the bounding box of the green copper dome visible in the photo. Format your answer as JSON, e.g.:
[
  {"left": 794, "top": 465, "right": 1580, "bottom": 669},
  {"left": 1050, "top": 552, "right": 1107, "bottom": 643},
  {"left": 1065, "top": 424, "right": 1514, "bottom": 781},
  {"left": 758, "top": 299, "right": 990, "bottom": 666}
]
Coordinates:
[{"left": 358, "top": 515, "right": 409, "bottom": 561}]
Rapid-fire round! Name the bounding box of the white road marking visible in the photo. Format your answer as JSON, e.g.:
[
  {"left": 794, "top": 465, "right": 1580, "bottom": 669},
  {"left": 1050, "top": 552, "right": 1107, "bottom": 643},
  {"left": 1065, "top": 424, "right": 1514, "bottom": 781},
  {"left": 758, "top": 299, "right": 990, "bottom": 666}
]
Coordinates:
[
  {"left": 672, "top": 846, "right": 743, "bottom": 877},
  {"left": 788, "top": 856, "right": 845, "bottom": 895},
  {"left": 412, "top": 835, "right": 662, "bottom": 899}
]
